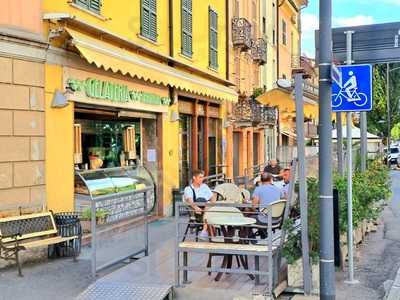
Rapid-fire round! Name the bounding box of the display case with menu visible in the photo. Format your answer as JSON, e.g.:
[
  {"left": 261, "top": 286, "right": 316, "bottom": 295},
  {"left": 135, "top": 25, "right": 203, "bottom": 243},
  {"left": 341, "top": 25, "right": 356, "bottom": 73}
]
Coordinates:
[{"left": 74, "top": 166, "right": 155, "bottom": 221}]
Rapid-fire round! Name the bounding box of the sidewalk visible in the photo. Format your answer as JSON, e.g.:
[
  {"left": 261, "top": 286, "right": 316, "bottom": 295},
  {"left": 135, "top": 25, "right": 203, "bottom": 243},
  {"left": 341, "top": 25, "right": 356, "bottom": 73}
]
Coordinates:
[{"left": 333, "top": 170, "right": 400, "bottom": 300}]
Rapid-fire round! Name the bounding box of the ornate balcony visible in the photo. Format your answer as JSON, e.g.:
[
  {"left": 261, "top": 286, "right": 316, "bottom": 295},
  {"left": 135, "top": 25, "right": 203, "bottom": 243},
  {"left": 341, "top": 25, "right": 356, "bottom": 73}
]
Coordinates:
[
  {"left": 232, "top": 17, "right": 252, "bottom": 51},
  {"left": 251, "top": 38, "right": 267, "bottom": 65},
  {"left": 232, "top": 98, "right": 277, "bottom": 127}
]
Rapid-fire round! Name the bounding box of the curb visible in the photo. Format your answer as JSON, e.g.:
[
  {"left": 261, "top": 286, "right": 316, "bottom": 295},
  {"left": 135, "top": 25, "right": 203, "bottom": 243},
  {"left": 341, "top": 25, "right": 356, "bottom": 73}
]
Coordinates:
[{"left": 385, "top": 266, "right": 400, "bottom": 300}]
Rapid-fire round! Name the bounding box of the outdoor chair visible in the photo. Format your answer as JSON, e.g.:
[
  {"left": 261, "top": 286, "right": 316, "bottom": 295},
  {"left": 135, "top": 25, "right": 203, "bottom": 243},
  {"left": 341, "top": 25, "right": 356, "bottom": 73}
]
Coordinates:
[
  {"left": 212, "top": 183, "right": 244, "bottom": 203},
  {"left": 253, "top": 200, "right": 287, "bottom": 239}
]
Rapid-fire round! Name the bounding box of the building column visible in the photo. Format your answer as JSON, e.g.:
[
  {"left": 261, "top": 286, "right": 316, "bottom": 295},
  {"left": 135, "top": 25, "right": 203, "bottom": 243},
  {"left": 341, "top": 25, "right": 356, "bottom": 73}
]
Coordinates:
[
  {"left": 247, "top": 128, "right": 254, "bottom": 174},
  {"left": 203, "top": 103, "right": 209, "bottom": 175},
  {"left": 226, "top": 125, "right": 234, "bottom": 179},
  {"left": 191, "top": 101, "right": 198, "bottom": 171}
]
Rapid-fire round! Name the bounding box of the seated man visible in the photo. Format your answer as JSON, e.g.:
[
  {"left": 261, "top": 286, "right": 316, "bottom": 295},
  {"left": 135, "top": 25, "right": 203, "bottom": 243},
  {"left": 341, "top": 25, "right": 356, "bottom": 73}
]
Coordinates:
[
  {"left": 263, "top": 159, "right": 281, "bottom": 175},
  {"left": 252, "top": 173, "right": 282, "bottom": 225},
  {"left": 280, "top": 168, "right": 291, "bottom": 199},
  {"left": 184, "top": 169, "right": 216, "bottom": 239}
]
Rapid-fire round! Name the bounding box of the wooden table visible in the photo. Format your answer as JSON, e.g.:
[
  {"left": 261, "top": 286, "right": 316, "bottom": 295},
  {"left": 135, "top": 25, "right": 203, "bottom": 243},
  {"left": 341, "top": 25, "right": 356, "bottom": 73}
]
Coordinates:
[{"left": 204, "top": 206, "right": 257, "bottom": 281}]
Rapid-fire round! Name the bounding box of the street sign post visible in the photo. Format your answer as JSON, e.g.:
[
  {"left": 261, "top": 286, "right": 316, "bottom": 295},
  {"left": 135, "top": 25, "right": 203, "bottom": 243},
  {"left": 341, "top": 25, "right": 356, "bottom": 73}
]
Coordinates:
[{"left": 332, "top": 64, "right": 373, "bottom": 112}]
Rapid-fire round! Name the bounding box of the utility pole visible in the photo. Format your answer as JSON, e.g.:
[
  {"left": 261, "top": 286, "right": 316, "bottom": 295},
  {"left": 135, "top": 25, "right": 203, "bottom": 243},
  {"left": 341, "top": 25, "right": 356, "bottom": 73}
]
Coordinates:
[
  {"left": 318, "top": 0, "right": 336, "bottom": 298},
  {"left": 344, "top": 30, "right": 359, "bottom": 285},
  {"left": 294, "top": 72, "right": 312, "bottom": 295},
  {"left": 387, "top": 63, "right": 391, "bottom": 167},
  {"left": 360, "top": 111, "right": 367, "bottom": 172},
  {"left": 337, "top": 113, "right": 344, "bottom": 176}
]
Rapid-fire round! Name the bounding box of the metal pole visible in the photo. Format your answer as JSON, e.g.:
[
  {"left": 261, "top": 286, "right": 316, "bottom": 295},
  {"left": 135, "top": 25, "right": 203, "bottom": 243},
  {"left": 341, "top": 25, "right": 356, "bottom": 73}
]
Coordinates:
[
  {"left": 344, "top": 30, "right": 358, "bottom": 284},
  {"left": 295, "top": 73, "right": 312, "bottom": 295},
  {"left": 337, "top": 112, "right": 344, "bottom": 176},
  {"left": 360, "top": 112, "right": 367, "bottom": 172},
  {"left": 387, "top": 63, "right": 391, "bottom": 167},
  {"left": 91, "top": 197, "right": 97, "bottom": 278},
  {"left": 318, "top": 0, "right": 336, "bottom": 298}
]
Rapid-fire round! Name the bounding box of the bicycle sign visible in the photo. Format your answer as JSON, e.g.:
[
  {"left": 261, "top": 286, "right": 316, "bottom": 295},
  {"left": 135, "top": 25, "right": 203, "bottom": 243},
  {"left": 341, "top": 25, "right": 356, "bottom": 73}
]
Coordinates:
[{"left": 332, "top": 64, "right": 372, "bottom": 112}]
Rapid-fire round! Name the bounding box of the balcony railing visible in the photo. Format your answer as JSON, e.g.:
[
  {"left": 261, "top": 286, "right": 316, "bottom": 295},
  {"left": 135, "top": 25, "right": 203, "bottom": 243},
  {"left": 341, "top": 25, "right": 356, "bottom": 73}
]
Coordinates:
[
  {"left": 232, "top": 98, "right": 277, "bottom": 127},
  {"left": 251, "top": 38, "right": 267, "bottom": 65},
  {"left": 232, "top": 17, "right": 252, "bottom": 51}
]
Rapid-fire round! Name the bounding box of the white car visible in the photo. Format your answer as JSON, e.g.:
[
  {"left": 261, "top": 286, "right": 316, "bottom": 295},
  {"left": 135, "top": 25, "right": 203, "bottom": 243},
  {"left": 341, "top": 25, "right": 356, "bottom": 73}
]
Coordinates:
[{"left": 387, "top": 147, "right": 400, "bottom": 166}]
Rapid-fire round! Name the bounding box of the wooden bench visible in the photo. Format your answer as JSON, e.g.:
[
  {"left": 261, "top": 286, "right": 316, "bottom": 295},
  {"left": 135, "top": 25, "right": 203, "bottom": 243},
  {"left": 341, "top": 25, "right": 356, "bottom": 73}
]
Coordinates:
[{"left": 0, "top": 212, "right": 79, "bottom": 276}]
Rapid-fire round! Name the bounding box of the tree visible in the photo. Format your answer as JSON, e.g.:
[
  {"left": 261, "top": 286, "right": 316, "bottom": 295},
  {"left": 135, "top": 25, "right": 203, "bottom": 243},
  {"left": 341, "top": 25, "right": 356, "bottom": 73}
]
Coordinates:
[
  {"left": 392, "top": 123, "right": 400, "bottom": 141},
  {"left": 367, "top": 63, "right": 400, "bottom": 141}
]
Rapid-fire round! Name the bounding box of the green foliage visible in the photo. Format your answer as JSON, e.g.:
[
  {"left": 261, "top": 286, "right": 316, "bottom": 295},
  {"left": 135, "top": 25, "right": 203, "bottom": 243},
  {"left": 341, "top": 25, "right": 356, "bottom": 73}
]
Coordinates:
[
  {"left": 368, "top": 64, "right": 400, "bottom": 138},
  {"left": 334, "top": 159, "right": 391, "bottom": 234},
  {"left": 282, "top": 177, "right": 320, "bottom": 264},
  {"left": 391, "top": 123, "right": 400, "bottom": 140},
  {"left": 283, "top": 160, "right": 390, "bottom": 264},
  {"left": 80, "top": 208, "right": 109, "bottom": 221},
  {"left": 252, "top": 87, "right": 264, "bottom": 99}
]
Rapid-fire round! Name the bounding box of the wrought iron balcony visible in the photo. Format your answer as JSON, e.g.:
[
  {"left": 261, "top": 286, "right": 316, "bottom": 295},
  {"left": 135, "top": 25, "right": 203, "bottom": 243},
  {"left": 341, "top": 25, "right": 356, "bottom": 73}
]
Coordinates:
[
  {"left": 232, "top": 17, "right": 252, "bottom": 51},
  {"left": 232, "top": 98, "right": 277, "bottom": 127},
  {"left": 251, "top": 38, "right": 267, "bottom": 65}
]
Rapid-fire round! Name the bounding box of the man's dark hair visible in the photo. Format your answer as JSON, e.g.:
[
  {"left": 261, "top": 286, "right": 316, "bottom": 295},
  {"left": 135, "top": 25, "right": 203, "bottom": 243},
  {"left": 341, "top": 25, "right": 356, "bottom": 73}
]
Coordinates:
[
  {"left": 192, "top": 170, "right": 205, "bottom": 177},
  {"left": 261, "top": 172, "right": 273, "bottom": 182},
  {"left": 283, "top": 168, "right": 290, "bottom": 172}
]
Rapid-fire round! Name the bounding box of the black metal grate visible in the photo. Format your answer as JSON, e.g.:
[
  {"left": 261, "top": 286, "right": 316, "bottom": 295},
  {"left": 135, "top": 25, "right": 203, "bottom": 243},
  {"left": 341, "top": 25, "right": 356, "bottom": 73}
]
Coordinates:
[{"left": 0, "top": 216, "right": 53, "bottom": 237}]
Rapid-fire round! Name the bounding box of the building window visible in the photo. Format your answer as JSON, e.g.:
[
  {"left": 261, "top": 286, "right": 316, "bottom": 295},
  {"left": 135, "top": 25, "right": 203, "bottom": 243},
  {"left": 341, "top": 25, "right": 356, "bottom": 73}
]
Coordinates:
[
  {"left": 74, "top": 0, "right": 102, "bottom": 14},
  {"left": 181, "top": 0, "right": 193, "bottom": 57},
  {"left": 272, "top": 29, "right": 276, "bottom": 45},
  {"left": 282, "top": 20, "right": 287, "bottom": 45},
  {"left": 141, "top": 0, "right": 157, "bottom": 41},
  {"left": 291, "top": 31, "right": 294, "bottom": 54},
  {"left": 262, "top": 17, "right": 266, "bottom": 35},
  {"left": 209, "top": 7, "right": 218, "bottom": 69},
  {"left": 282, "top": 74, "right": 286, "bottom": 79}
]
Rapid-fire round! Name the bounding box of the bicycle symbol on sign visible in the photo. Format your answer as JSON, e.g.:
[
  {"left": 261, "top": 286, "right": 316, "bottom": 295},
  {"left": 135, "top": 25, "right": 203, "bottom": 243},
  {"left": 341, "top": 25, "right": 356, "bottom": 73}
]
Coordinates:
[{"left": 332, "top": 71, "right": 368, "bottom": 108}]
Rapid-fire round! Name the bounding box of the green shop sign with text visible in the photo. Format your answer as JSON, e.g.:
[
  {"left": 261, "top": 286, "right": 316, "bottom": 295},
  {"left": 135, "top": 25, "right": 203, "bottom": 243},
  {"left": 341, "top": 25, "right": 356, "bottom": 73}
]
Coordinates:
[{"left": 67, "top": 78, "right": 171, "bottom": 106}]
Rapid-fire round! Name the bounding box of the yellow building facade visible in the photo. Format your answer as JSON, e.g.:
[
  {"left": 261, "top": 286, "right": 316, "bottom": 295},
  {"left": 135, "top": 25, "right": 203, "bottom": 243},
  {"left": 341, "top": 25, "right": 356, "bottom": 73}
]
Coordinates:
[{"left": 42, "top": 0, "right": 236, "bottom": 216}]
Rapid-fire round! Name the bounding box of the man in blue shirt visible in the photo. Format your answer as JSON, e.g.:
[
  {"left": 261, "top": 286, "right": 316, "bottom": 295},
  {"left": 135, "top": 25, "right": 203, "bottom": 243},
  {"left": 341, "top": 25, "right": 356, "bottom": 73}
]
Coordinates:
[{"left": 252, "top": 172, "right": 282, "bottom": 224}]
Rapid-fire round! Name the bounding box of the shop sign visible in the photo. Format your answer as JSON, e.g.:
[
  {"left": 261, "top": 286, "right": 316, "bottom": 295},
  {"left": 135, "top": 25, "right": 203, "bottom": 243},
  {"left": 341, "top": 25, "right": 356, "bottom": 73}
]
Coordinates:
[{"left": 67, "top": 78, "right": 171, "bottom": 106}]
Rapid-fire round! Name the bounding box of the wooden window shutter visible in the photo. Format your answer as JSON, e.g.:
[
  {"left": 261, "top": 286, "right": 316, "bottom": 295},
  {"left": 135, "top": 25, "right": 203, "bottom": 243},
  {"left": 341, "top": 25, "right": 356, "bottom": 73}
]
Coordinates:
[
  {"left": 75, "top": 0, "right": 89, "bottom": 8},
  {"left": 74, "top": 124, "right": 83, "bottom": 164},
  {"left": 209, "top": 7, "right": 218, "bottom": 69},
  {"left": 181, "top": 0, "right": 193, "bottom": 57},
  {"left": 141, "top": 0, "right": 157, "bottom": 41}
]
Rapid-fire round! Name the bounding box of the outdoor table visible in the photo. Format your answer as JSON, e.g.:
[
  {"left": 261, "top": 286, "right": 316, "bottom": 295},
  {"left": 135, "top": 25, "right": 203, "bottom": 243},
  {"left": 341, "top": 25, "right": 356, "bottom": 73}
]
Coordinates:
[{"left": 204, "top": 206, "right": 257, "bottom": 281}]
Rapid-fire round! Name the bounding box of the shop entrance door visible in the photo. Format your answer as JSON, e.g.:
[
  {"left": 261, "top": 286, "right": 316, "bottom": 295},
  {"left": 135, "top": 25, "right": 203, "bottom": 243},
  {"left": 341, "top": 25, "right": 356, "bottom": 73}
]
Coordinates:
[
  {"left": 233, "top": 132, "right": 240, "bottom": 178},
  {"left": 198, "top": 117, "right": 205, "bottom": 171}
]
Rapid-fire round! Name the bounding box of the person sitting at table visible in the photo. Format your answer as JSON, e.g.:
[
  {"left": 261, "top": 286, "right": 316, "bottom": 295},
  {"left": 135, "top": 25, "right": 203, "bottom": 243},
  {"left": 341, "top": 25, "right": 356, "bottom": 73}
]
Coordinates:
[
  {"left": 250, "top": 173, "right": 282, "bottom": 240},
  {"left": 184, "top": 169, "right": 216, "bottom": 240},
  {"left": 280, "top": 168, "right": 291, "bottom": 199},
  {"left": 263, "top": 159, "right": 281, "bottom": 175}
]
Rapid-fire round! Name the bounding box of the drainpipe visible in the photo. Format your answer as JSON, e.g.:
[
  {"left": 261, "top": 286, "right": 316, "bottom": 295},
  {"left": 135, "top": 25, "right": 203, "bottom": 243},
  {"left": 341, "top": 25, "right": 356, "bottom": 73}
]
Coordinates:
[
  {"left": 226, "top": 0, "right": 230, "bottom": 81},
  {"left": 168, "top": 0, "right": 175, "bottom": 102}
]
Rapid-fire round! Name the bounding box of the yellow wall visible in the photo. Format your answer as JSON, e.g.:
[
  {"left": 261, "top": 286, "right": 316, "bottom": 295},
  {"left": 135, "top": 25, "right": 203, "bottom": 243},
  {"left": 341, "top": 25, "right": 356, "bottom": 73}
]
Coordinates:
[
  {"left": 43, "top": 0, "right": 170, "bottom": 56},
  {"left": 162, "top": 103, "right": 180, "bottom": 215},
  {"left": 172, "top": 0, "right": 227, "bottom": 79},
  {"left": 43, "top": 0, "right": 228, "bottom": 81},
  {"left": 278, "top": 1, "right": 301, "bottom": 79},
  {"left": 45, "top": 64, "right": 75, "bottom": 212}
]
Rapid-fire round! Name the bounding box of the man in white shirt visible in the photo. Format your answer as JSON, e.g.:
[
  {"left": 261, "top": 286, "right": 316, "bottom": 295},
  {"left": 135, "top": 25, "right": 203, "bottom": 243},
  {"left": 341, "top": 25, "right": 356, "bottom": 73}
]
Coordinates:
[{"left": 184, "top": 170, "right": 216, "bottom": 239}]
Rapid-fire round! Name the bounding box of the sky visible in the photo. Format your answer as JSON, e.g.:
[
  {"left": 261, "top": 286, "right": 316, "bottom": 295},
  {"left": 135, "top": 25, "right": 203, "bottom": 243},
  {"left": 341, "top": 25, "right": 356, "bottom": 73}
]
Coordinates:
[{"left": 302, "top": 0, "right": 400, "bottom": 58}]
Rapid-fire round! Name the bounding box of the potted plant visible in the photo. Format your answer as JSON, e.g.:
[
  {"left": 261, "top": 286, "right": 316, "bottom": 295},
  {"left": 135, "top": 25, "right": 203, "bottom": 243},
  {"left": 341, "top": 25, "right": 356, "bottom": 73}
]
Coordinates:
[
  {"left": 283, "top": 177, "right": 320, "bottom": 292},
  {"left": 79, "top": 208, "right": 110, "bottom": 233}
]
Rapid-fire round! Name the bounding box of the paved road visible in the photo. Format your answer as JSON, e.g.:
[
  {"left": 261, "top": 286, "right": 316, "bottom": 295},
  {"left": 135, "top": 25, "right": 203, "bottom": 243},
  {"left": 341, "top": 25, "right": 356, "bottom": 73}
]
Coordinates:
[{"left": 335, "top": 171, "right": 400, "bottom": 300}]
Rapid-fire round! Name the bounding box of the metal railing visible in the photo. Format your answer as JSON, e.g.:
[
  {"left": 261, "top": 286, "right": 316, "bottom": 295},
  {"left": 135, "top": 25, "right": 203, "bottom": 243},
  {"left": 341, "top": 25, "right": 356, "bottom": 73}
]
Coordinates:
[
  {"left": 232, "top": 98, "right": 277, "bottom": 127},
  {"left": 175, "top": 201, "right": 278, "bottom": 295},
  {"left": 232, "top": 17, "right": 252, "bottom": 50},
  {"left": 251, "top": 38, "right": 267, "bottom": 65}
]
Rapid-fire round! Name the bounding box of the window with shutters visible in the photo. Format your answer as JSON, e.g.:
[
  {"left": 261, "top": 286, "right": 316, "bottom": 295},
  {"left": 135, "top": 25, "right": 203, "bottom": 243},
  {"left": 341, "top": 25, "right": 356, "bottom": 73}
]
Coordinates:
[
  {"left": 74, "top": 0, "right": 102, "bottom": 14},
  {"left": 141, "top": 0, "right": 157, "bottom": 41},
  {"left": 181, "top": 0, "right": 193, "bottom": 57},
  {"left": 282, "top": 20, "right": 287, "bottom": 45},
  {"left": 209, "top": 7, "right": 218, "bottom": 70}
]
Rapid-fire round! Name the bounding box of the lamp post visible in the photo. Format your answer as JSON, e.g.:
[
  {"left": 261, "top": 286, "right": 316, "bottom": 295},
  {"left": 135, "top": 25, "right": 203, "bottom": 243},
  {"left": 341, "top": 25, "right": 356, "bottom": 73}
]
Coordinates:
[{"left": 386, "top": 64, "right": 400, "bottom": 167}]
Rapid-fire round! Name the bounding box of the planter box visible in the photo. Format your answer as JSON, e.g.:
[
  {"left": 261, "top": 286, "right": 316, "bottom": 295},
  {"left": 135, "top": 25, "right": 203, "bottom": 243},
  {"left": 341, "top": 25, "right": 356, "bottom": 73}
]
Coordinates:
[{"left": 288, "top": 259, "right": 319, "bottom": 292}]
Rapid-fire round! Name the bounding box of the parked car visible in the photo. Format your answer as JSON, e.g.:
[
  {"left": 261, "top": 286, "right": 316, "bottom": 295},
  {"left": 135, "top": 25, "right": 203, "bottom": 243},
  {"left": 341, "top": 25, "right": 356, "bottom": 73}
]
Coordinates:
[{"left": 384, "top": 146, "right": 400, "bottom": 166}]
